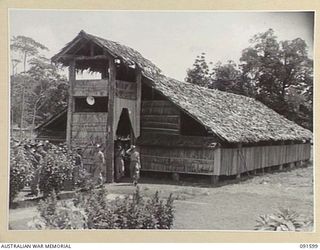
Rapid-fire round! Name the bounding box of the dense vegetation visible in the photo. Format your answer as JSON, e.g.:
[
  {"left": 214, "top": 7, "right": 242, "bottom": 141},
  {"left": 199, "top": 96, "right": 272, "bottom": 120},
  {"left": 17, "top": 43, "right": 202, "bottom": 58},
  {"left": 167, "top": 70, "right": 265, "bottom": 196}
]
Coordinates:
[
  {"left": 29, "top": 187, "right": 175, "bottom": 230},
  {"left": 9, "top": 139, "right": 87, "bottom": 203}
]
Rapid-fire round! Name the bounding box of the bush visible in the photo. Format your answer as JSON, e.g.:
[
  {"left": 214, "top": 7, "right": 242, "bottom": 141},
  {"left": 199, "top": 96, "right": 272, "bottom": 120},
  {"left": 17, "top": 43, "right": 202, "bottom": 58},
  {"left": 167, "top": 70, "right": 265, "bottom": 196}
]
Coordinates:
[
  {"left": 38, "top": 144, "right": 76, "bottom": 197},
  {"left": 9, "top": 140, "right": 33, "bottom": 203},
  {"left": 10, "top": 139, "right": 89, "bottom": 201},
  {"left": 255, "top": 208, "right": 312, "bottom": 231},
  {"left": 28, "top": 191, "right": 87, "bottom": 230},
  {"left": 30, "top": 187, "right": 175, "bottom": 230}
]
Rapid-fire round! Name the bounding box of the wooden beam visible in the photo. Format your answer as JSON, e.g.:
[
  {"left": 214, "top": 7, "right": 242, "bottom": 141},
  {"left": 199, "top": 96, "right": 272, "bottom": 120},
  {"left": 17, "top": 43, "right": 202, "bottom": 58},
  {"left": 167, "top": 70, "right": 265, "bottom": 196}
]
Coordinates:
[
  {"left": 236, "top": 143, "right": 242, "bottom": 178},
  {"left": 211, "top": 175, "right": 219, "bottom": 185},
  {"left": 70, "top": 39, "right": 90, "bottom": 58},
  {"left": 61, "top": 55, "right": 108, "bottom": 61},
  {"left": 136, "top": 70, "right": 142, "bottom": 138},
  {"left": 105, "top": 58, "right": 116, "bottom": 183},
  {"left": 90, "top": 43, "right": 94, "bottom": 56},
  {"left": 53, "top": 36, "right": 83, "bottom": 62},
  {"left": 66, "top": 60, "right": 75, "bottom": 149},
  {"left": 213, "top": 147, "right": 221, "bottom": 176}
]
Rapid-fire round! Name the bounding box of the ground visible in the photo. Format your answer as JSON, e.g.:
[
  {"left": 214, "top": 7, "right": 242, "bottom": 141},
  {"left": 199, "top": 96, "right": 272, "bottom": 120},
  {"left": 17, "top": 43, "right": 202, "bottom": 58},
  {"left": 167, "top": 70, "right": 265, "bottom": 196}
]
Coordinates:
[{"left": 9, "top": 164, "right": 314, "bottom": 230}]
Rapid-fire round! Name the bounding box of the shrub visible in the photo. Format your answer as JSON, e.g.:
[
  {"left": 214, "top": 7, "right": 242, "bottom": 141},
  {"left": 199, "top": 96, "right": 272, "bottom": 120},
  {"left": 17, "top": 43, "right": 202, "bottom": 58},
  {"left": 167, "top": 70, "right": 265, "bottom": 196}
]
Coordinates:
[
  {"left": 9, "top": 141, "right": 33, "bottom": 203},
  {"left": 30, "top": 187, "right": 175, "bottom": 230},
  {"left": 38, "top": 144, "right": 75, "bottom": 197},
  {"left": 83, "top": 187, "right": 175, "bottom": 229},
  {"left": 10, "top": 139, "right": 87, "bottom": 201},
  {"left": 255, "top": 208, "right": 311, "bottom": 231},
  {"left": 28, "top": 191, "right": 87, "bottom": 230}
]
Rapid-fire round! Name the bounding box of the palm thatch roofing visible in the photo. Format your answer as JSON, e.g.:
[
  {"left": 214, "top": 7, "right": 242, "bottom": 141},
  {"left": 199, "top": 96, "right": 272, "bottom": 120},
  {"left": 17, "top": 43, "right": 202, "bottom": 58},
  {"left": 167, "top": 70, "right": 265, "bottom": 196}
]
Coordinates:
[{"left": 52, "top": 30, "right": 312, "bottom": 144}]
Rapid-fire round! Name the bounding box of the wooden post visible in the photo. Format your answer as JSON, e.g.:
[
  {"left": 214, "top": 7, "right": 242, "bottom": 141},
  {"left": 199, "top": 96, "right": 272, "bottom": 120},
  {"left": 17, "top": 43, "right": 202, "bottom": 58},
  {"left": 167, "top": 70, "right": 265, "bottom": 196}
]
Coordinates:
[
  {"left": 172, "top": 173, "right": 180, "bottom": 182},
  {"left": 236, "top": 143, "right": 242, "bottom": 179},
  {"left": 66, "top": 60, "right": 75, "bottom": 149},
  {"left": 295, "top": 161, "right": 302, "bottom": 168},
  {"left": 289, "top": 162, "right": 295, "bottom": 169},
  {"left": 211, "top": 175, "right": 219, "bottom": 185},
  {"left": 213, "top": 147, "right": 221, "bottom": 177},
  {"left": 136, "top": 70, "right": 141, "bottom": 138},
  {"left": 105, "top": 59, "right": 116, "bottom": 183}
]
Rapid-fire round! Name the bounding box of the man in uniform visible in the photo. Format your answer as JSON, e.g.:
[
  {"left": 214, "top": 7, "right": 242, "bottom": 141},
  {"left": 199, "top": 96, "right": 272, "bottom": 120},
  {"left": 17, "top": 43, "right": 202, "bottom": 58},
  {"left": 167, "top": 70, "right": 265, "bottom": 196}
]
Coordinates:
[
  {"left": 92, "top": 144, "right": 105, "bottom": 187},
  {"left": 126, "top": 145, "right": 141, "bottom": 186},
  {"left": 29, "top": 142, "right": 46, "bottom": 196},
  {"left": 73, "top": 148, "right": 83, "bottom": 187}
]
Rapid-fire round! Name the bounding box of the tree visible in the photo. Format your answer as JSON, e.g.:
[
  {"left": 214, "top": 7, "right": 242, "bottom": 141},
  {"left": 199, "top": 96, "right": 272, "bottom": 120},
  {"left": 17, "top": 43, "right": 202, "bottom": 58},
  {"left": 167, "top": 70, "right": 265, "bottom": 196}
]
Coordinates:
[
  {"left": 184, "top": 29, "right": 313, "bottom": 130},
  {"left": 185, "top": 53, "right": 212, "bottom": 87},
  {"left": 210, "top": 60, "right": 242, "bottom": 94},
  {"left": 26, "top": 57, "right": 68, "bottom": 133},
  {"left": 10, "top": 37, "right": 68, "bottom": 139},
  {"left": 10, "top": 36, "right": 48, "bottom": 140},
  {"left": 11, "top": 35, "right": 48, "bottom": 73},
  {"left": 240, "top": 29, "right": 313, "bottom": 130},
  {"left": 10, "top": 59, "right": 68, "bottom": 137}
]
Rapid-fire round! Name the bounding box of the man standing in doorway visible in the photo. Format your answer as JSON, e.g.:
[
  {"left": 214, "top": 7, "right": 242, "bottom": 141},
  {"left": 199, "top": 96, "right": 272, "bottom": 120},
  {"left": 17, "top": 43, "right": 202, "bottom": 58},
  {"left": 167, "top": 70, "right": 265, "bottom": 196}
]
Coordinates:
[{"left": 126, "top": 145, "right": 141, "bottom": 186}]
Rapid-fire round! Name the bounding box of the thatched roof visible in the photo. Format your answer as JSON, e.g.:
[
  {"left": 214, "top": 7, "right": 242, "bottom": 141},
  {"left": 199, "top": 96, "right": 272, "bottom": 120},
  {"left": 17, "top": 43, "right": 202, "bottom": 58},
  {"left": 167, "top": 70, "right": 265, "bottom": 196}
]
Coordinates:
[
  {"left": 52, "top": 30, "right": 161, "bottom": 80},
  {"left": 52, "top": 31, "right": 312, "bottom": 144},
  {"left": 151, "top": 76, "right": 312, "bottom": 143}
]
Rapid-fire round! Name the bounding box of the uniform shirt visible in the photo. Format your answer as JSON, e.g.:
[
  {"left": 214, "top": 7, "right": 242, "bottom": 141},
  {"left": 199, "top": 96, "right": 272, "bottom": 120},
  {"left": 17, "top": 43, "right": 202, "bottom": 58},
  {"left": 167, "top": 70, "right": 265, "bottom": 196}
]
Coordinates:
[
  {"left": 130, "top": 151, "right": 140, "bottom": 163},
  {"left": 94, "top": 150, "right": 105, "bottom": 165}
]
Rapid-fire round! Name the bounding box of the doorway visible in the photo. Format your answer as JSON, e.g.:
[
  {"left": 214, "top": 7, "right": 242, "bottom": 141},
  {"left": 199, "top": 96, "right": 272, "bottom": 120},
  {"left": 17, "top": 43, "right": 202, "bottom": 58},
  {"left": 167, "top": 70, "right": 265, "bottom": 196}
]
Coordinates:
[{"left": 115, "top": 108, "right": 134, "bottom": 180}]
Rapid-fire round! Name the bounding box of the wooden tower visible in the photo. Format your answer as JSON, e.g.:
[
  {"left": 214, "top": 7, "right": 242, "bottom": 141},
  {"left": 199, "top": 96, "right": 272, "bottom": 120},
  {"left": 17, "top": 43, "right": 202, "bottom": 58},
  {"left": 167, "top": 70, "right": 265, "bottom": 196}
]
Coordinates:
[{"left": 55, "top": 31, "right": 141, "bottom": 183}]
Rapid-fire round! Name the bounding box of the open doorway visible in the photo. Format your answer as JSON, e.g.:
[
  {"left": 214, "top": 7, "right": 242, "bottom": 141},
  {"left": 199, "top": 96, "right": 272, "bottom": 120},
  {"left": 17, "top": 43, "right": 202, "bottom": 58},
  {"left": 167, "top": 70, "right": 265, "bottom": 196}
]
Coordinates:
[{"left": 115, "top": 108, "right": 134, "bottom": 180}]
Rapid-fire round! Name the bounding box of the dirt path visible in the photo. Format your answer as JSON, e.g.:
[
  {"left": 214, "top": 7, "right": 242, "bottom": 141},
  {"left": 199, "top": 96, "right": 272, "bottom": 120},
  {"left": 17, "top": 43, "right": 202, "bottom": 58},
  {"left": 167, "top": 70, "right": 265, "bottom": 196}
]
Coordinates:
[
  {"left": 9, "top": 165, "right": 314, "bottom": 230},
  {"left": 173, "top": 166, "right": 313, "bottom": 230}
]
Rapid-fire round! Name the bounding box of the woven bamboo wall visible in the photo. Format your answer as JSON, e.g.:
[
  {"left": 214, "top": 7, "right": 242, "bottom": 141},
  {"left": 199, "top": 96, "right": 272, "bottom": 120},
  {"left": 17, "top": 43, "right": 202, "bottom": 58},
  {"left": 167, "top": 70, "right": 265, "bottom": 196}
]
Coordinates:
[
  {"left": 140, "top": 143, "right": 311, "bottom": 176},
  {"left": 73, "top": 80, "right": 108, "bottom": 96},
  {"left": 140, "top": 146, "right": 215, "bottom": 174},
  {"left": 141, "top": 100, "right": 180, "bottom": 135},
  {"left": 71, "top": 113, "right": 108, "bottom": 170},
  {"left": 219, "top": 143, "right": 311, "bottom": 175}
]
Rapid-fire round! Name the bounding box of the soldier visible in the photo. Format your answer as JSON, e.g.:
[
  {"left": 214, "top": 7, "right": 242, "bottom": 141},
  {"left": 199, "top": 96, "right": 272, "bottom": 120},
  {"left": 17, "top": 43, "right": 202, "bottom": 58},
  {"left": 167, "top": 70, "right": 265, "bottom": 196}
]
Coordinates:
[
  {"left": 115, "top": 144, "right": 125, "bottom": 182},
  {"left": 92, "top": 144, "right": 105, "bottom": 187},
  {"left": 73, "top": 148, "right": 83, "bottom": 187},
  {"left": 126, "top": 145, "right": 141, "bottom": 186},
  {"left": 29, "top": 142, "right": 46, "bottom": 196}
]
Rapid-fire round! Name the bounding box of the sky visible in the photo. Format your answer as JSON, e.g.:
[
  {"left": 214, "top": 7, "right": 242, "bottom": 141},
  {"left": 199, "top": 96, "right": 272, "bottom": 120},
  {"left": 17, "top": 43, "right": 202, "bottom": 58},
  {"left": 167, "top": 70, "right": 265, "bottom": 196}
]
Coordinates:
[{"left": 9, "top": 10, "right": 314, "bottom": 81}]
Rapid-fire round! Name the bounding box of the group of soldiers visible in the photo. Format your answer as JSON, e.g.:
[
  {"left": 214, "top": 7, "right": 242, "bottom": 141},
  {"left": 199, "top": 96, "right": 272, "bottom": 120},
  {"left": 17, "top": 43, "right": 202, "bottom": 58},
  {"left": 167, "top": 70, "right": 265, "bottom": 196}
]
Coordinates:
[
  {"left": 75, "top": 143, "right": 142, "bottom": 187},
  {"left": 115, "top": 144, "right": 141, "bottom": 186}
]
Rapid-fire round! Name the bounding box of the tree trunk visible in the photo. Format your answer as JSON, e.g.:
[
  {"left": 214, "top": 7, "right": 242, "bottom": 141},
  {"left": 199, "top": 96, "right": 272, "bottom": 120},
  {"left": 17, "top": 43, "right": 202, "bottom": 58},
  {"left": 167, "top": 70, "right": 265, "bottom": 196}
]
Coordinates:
[
  {"left": 19, "top": 52, "right": 27, "bottom": 141},
  {"left": 31, "top": 98, "right": 42, "bottom": 138},
  {"left": 19, "top": 86, "right": 25, "bottom": 141},
  {"left": 31, "top": 103, "right": 37, "bottom": 138}
]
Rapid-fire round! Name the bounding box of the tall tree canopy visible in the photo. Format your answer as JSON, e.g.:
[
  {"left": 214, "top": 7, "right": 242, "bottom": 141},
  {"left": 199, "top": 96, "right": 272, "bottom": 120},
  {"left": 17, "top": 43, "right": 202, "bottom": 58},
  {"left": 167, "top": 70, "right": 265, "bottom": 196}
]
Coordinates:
[
  {"left": 10, "top": 36, "right": 68, "bottom": 138},
  {"left": 185, "top": 29, "right": 313, "bottom": 130},
  {"left": 240, "top": 29, "right": 313, "bottom": 129},
  {"left": 211, "top": 60, "right": 242, "bottom": 94},
  {"left": 11, "top": 35, "right": 48, "bottom": 72},
  {"left": 185, "top": 53, "right": 212, "bottom": 87}
]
